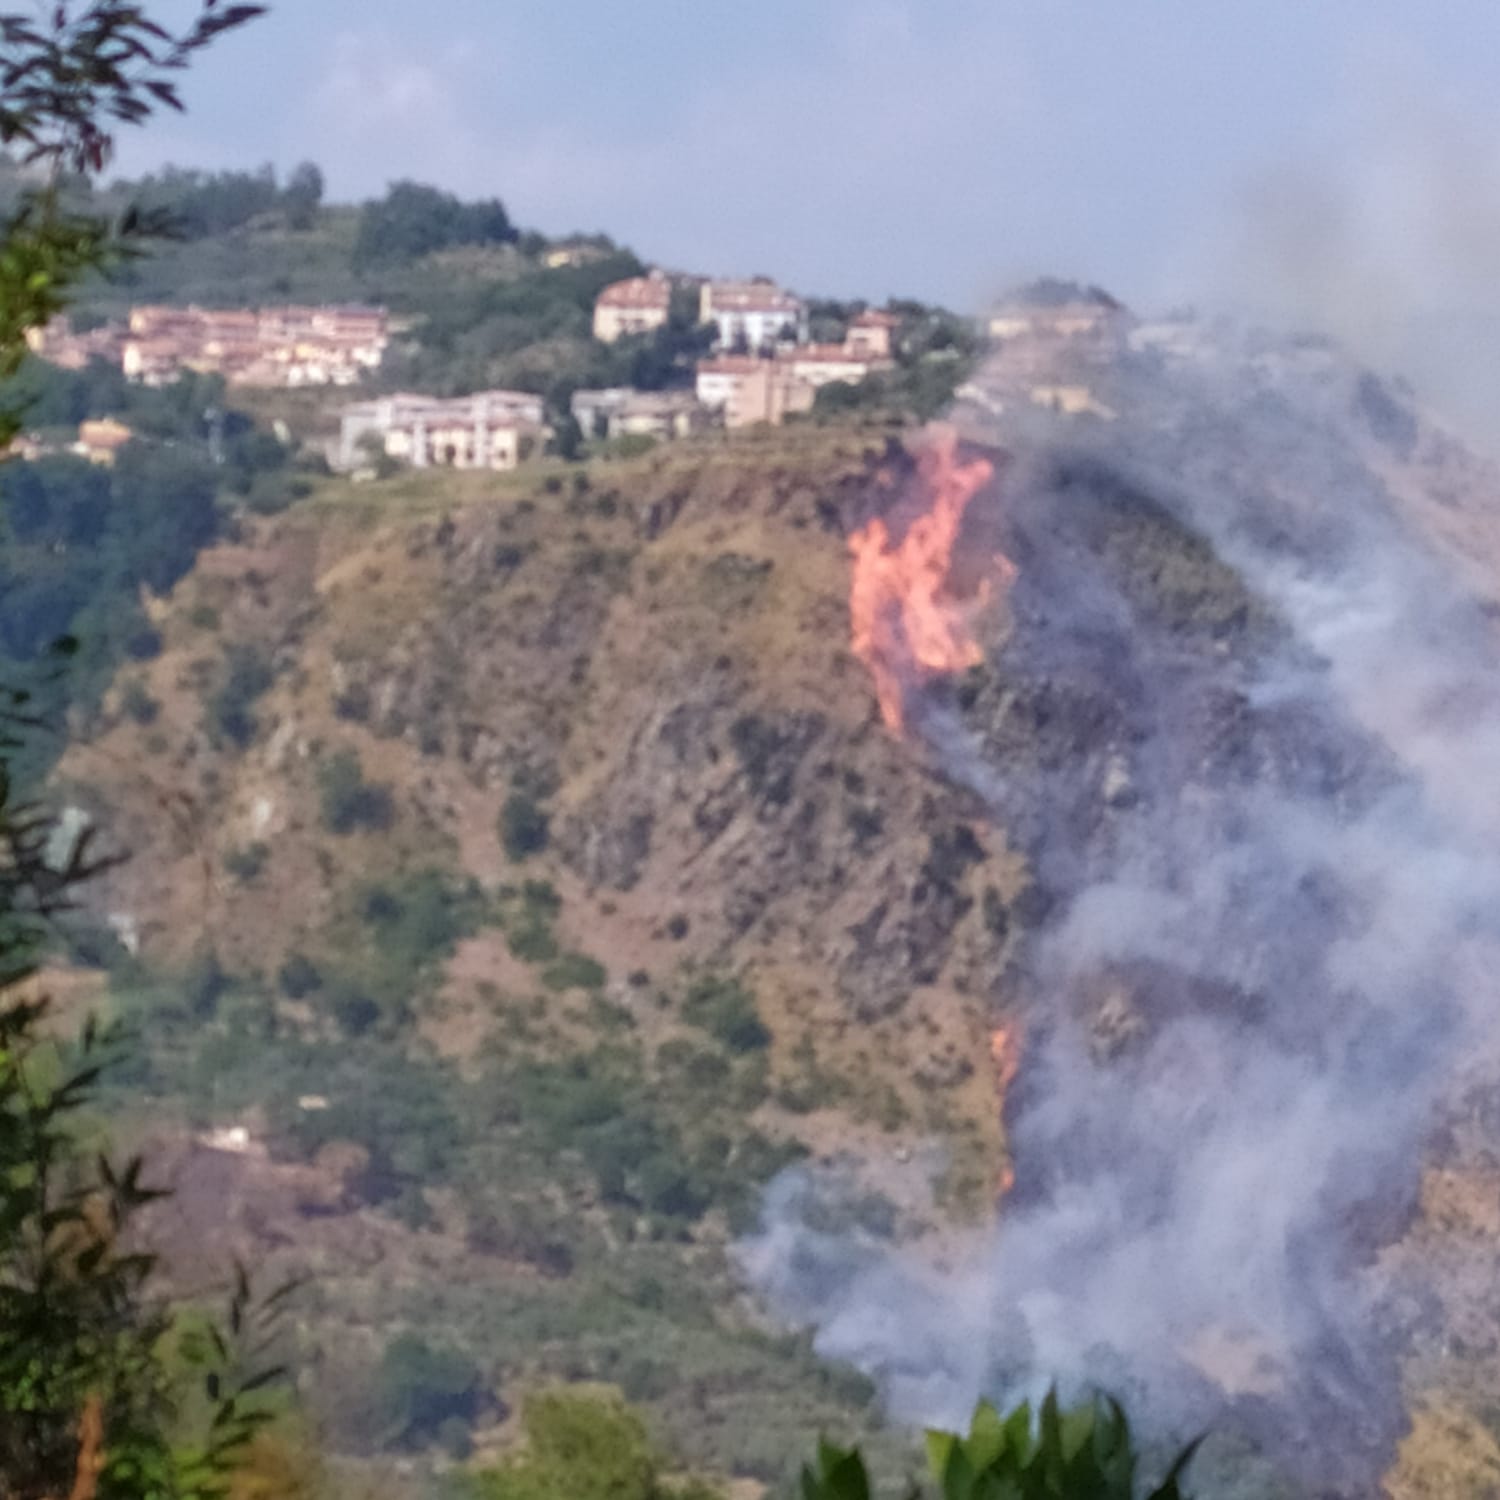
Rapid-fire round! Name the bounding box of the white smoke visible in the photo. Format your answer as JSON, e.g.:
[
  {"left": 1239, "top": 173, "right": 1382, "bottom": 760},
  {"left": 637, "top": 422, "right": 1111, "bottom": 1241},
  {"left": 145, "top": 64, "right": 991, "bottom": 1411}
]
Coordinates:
[
  {"left": 1209, "top": 55, "right": 1500, "bottom": 455},
  {"left": 738, "top": 343, "right": 1500, "bottom": 1493}
]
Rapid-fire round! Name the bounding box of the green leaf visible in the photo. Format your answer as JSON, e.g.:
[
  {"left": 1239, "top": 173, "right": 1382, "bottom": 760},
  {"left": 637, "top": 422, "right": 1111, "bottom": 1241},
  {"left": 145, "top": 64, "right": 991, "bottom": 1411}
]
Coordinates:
[
  {"left": 926, "top": 1427, "right": 957, "bottom": 1482},
  {"left": 805, "top": 1442, "right": 871, "bottom": 1500},
  {"left": 1003, "top": 1398, "right": 1034, "bottom": 1464},
  {"left": 828, "top": 1449, "right": 871, "bottom": 1500},
  {"left": 965, "top": 1399, "right": 1007, "bottom": 1470},
  {"left": 1039, "top": 1387, "right": 1063, "bottom": 1463},
  {"left": 940, "top": 1439, "right": 977, "bottom": 1500},
  {"left": 1059, "top": 1402, "right": 1095, "bottom": 1464},
  {"left": 235, "top": 1363, "right": 287, "bottom": 1395}
]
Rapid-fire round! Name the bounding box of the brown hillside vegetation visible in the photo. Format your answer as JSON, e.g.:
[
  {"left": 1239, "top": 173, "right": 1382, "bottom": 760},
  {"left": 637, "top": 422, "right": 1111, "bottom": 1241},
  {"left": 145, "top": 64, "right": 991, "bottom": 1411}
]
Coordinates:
[
  {"left": 54, "top": 429, "right": 1029, "bottom": 1484},
  {"left": 64, "top": 431, "right": 1018, "bottom": 1166}
]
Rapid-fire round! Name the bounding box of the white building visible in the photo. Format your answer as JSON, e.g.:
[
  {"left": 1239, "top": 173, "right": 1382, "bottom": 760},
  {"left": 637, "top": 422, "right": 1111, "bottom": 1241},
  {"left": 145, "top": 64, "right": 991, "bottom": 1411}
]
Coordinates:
[
  {"left": 986, "top": 285, "right": 1130, "bottom": 344},
  {"left": 695, "top": 357, "right": 761, "bottom": 412},
  {"left": 571, "top": 387, "right": 709, "bottom": 441},
  {"left": 1127, "top": 318, "right": 1208, "bottom": 363},
  {"left": 1028, "top": 384, "right": 1116, "bottom": 419},
  {"left": 700, "top": 279, "right": 807, "bottom": 352},
  {"left": 336, "top": 391, "right": 546, "bottom": 473}
]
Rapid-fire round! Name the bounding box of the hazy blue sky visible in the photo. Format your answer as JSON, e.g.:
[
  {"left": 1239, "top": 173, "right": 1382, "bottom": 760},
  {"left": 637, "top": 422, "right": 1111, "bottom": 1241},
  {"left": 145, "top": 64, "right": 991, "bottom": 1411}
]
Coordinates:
[{"left": 123, "top": 2, "right": 1500, "bottom": 326}]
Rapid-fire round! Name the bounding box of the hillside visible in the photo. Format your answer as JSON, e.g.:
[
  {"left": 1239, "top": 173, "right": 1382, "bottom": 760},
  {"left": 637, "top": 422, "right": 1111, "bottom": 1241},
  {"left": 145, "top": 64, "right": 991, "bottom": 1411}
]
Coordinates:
[
  {"left": 34, "top": 313, "right": 1500, "bottom": 1498},
  {"left": 47, "top": 425, "right": 1013, "bottom": 1486}
]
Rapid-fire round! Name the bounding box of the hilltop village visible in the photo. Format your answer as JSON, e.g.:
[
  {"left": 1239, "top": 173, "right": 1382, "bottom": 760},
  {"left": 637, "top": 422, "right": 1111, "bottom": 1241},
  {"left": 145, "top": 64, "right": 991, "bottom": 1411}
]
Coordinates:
[{"left": 17, "top": 259, "right": 1166, "bottom": 476}]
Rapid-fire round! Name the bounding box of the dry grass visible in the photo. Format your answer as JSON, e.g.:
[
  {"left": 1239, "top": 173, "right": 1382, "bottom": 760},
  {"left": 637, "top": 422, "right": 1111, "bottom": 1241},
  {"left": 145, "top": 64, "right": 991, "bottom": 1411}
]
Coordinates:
[{"left": 1386, "top": 1406, "right": 1500, "bottom": 1500}]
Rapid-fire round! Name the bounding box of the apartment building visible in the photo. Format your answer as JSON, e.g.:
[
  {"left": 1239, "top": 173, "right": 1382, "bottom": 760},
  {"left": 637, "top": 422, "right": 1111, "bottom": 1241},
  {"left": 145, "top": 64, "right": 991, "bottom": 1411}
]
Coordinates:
[
  {"left": 336, "top": 391, "right": 546, "bottom": 472},
  {"left": 783, "top": 343, "right": 892, "bottom": 390},
  {"left": 845, "top": 309, "right": 898, "bottom": 359},
  {"left": 700, "top": 279, "right": 807, "bottom": 351},
  {"left": 592, "top": 272, "right": 673, "bottom": 343},
  {"left": 24, "top": 317, "right": 129, "bottom": 370},
  {"left": 571, "top": 387, "right": 709, "bottom": 441},
  {"left": 120, "top": 304, "right": 389, "bottom": 387},
  {"left": 695, "top": 357, "right": 814, "bottom": 429}
]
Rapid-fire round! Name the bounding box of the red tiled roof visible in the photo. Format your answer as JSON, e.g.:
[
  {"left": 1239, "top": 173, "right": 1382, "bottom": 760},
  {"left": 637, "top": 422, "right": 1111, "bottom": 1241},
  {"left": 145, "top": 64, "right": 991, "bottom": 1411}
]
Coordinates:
[
  {"left": 705, "top": 281, "right": 803, "bottom": 314},
  {"left": 597, "top": 275, "right": 672, "bottom": 310},
  {"left": 787, "top": 344, "right": 868, "bottom": 364},
  {"left": 697, "top": 356, "right": 770, "bottom": 375}
]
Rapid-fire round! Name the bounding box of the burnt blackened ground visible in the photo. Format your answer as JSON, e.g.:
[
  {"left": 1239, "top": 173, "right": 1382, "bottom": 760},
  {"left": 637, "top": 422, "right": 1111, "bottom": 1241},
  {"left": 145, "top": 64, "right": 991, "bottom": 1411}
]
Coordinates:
[
  {"left": 955, "top": 445, "right": 1400, "bottom": 918},
  {"left": 911, "top": 431, "right": 1451, "bottom": 1492}
]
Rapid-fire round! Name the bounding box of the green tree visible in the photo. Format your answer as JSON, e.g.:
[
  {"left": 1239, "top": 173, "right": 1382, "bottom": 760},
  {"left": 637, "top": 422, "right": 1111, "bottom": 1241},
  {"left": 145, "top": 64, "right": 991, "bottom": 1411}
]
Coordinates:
[
  {"left": 499, "top": 790, "right": 550, "bottom": 861},
  {"left": 111, "top": 442, "right": 220, "bottom": 592},
  {"left": 0, "top": 437, "right": 223, "bottom": 790},
  {"left": 281, "top": 161, "right": 323, "bottom": 231},
  {"left": 208, "top": 645, "right": 274, "bottom": 750},
  {"left": 376, "top": 1333, "right": 485, "bottom": 1450},
  {"left": 317, "top": 749, "right": 395, "bottom": 834},
  {"left": 682, "top": 973, "right": 770, "bottom": 1052},
  {"left": 1, "top": 8, "right": 281, "bottom": 1496},
  {"left": 549, "top": 412, "right": 584, "bottom": 462},
  {"left": 352, "top": 180, "right": 517, "bottom": 268},
  {"left": 470, "top": 1388, "right": 721, "bottom": 1500},
  {"left": 108, "top": 164, "right": 281, "bottom": 239},
  {"left": 0, "top": 708, "right": 291, "bottom": 1499}
]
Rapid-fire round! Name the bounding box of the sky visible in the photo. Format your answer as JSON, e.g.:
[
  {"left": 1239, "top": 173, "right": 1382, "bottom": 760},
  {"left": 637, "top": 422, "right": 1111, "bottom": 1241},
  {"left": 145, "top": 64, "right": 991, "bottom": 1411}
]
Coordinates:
[{"left": 117, "top": 2, "right": 1500, "bottom": 419}]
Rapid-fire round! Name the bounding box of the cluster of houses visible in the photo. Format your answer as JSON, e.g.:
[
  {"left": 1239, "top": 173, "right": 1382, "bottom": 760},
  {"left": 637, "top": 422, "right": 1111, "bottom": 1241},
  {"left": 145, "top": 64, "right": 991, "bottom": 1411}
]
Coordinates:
[
  {"left": 331, "top": 273, "right": 902, "bottom": 476},
  {"left": 591, "top": 270, "right": 898, "bottom": 432},
  {"left": 13, "top": 265, "right": 1160, "bottom": 481},
  {"left": 321, "top": 277, "right": 1149, "bottom": 477},
  {"left": 953, "top": 285, "right": 1146, "bottom": 423},
  {"left": 573, "top": 310, "right": 898, "bottom": 443},
  {"left": 27, "top": 303, "right": 390, "bottom": 389}
]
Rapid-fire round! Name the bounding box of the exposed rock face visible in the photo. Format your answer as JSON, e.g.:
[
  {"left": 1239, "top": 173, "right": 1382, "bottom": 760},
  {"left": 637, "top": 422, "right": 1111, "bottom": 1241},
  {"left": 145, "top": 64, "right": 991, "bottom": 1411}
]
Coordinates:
[
  {"left": 64, "top": 443, "right": 1022, "bottom": 1024},
  {"left": 556, "top": 684, "right": 1008, "bottom": 1017}
]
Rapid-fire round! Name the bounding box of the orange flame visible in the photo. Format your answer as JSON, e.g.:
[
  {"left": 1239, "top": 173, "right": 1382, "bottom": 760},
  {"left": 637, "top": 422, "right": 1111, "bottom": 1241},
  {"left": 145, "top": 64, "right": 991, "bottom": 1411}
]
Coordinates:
[
  {"left": 848, "top": 429, "right": 1014, "bottom": 734},
  {"left": 990, "top": 1023, "right": 1021, "bottom": 1098},
  {"left": 991, "top": 1023, "right": 1022, "bottom": 1199}
]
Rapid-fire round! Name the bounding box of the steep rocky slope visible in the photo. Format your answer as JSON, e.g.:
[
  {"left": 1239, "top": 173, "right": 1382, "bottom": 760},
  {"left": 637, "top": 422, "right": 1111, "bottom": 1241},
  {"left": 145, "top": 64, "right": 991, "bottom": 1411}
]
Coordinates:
[
  {"left": 52, "top": 429, "right": 1023, "bottom": 1484},
  {"left": 67, "top": 431, "right": 1019, "bottom": 1138}
]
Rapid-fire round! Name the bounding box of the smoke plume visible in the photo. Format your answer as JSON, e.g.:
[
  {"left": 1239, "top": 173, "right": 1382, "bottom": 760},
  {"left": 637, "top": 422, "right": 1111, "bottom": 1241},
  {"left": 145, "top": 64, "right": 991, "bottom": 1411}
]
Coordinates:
[
  {"left": 1216, "top": 72, "right": 1500, "bottom": 455},
  {"left": 740, "top": 340, "right": 1500, "bottom": 1494}
]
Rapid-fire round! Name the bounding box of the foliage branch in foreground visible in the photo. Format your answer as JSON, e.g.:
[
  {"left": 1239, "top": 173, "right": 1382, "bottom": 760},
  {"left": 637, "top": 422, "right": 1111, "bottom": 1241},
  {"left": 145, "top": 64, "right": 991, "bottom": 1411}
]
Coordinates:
[
  {"left": 803, "top": 1393, "right": 1201, "bottom": 1500},
  {"left": 0, "top": 701, "right": 293, "bottom": 1500}
]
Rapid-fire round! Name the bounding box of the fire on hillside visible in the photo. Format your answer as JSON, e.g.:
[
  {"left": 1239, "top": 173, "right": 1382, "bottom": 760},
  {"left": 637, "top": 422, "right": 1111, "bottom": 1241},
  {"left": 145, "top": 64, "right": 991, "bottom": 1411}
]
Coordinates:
[
  {"left": 746, "top": 353, "right": 1500, "bottom": 1496},
  {"left": 847, "top": 428, "right": 1014, "bottom": 735}
]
